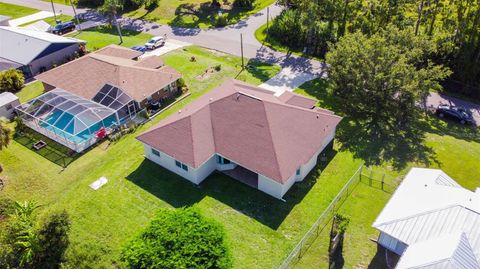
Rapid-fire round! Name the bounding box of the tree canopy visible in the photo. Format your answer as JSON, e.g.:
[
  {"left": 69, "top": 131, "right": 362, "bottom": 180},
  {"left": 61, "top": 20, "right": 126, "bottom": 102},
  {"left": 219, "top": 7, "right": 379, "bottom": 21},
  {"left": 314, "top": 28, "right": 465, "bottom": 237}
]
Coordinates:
[
  {"left": 121, "top": 207, "right": 232, "bottom": 269},
  {"left": 326, "top": 26, "right": 450, "bottom": 167},
  {"left": 272, "top": 0, "right": 480, "bottom": 98}
]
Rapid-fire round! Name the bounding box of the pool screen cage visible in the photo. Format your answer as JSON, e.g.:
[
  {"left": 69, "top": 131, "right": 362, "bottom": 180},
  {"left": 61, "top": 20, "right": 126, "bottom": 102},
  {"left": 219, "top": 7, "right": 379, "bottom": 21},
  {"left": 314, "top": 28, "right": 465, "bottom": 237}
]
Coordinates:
[{"left": 16, "top": 88, "right": 119, "bottom": 153}]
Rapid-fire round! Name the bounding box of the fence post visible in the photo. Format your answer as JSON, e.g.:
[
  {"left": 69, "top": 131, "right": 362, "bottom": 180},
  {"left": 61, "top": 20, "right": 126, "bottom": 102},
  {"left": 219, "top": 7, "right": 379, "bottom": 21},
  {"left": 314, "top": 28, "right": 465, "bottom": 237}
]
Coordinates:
[
  {"left": 381, "top": 174, "right": 385, "bottom": 190},
  {"left": 359, "top": 165, "right": 363, "bottom": 181}
]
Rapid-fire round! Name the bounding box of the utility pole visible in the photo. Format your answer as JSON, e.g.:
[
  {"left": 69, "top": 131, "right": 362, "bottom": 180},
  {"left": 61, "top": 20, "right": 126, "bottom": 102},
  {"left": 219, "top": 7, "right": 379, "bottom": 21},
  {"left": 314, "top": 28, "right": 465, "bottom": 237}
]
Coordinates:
[
  {"left": 50, "top": 0, "right": 57, "bottom": 23},
  {"left": 266, "top": 7, "right": 269, "bottom": 40},
  {"left": 69, "top": 0, "right": 82, "bottom": 31},
  {"left": 240, "top": 33, "right": 244, "bottom": 69}
]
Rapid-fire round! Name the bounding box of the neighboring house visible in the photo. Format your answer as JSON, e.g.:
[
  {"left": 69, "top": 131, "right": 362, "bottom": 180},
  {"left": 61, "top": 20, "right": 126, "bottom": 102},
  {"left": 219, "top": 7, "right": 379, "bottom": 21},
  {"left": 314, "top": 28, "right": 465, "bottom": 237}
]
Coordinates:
[
  {"left": 0, "top": 26, "right": 84, "bottom": 77},
  {"left": 36, "top": 44, "right": 181, "bottom": 121},
  {"left": 373, "top": 168, "right": 480, "bottom": 269},
  {"left": 15, "top": 45, "right": 181, "bottom": 153},
  {"left": 137, "top": 79, "right": 342, "bottom": 199},
  {"left": 0, "top": 92, "right": 19, "bottom": 119}
]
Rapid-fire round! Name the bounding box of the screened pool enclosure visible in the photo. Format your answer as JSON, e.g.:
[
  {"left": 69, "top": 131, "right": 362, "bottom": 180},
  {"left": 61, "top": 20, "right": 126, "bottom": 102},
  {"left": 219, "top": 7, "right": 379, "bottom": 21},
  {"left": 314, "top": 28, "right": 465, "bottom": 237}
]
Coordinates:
[{"left": 16, "top": 89, "right": 119, "bottom": 152}]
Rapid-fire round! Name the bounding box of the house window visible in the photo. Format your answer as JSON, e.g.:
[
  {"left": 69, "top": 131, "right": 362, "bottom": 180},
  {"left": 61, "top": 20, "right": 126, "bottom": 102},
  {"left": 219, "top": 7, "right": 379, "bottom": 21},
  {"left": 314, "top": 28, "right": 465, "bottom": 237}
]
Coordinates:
[
  {"left": 151, "top": 148, "right": 160, "bottom": 157},
  {"left": 296, "top": 168, "right": 301, "bottom": 176},
  {"left": 175, "top": 160, "right": 182, "bottom": 168},
  {"left": 181, "top": 163, "right": 188, "bottom": 171},
  {"left": 5, "top": 104, "right": 12, "bottom": 110}
]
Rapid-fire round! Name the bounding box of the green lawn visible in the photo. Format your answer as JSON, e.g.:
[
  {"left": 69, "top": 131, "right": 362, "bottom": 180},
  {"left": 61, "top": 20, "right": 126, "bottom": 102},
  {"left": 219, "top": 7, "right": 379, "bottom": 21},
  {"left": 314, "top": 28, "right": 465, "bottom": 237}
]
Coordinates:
[
  {"left": 15, "top": 81, "right": 45, "bottom": 103},
  {"left": 66, "top": 26, "right": 153, "bottom": 51},
  {"left": 0, "top": 2, "right": 39, "bottom": 19},
  {"left": 290, "top": 79, "right": 480, "bottom": 268},
  {"left": 124, "top": 0, "right": 275, "bottom": 28},
  {"left": 254, "top": 23, "right": 322, "bottom": 60},
  {"left": 0, "top": 47, "right": 365, "bottom": 269}
]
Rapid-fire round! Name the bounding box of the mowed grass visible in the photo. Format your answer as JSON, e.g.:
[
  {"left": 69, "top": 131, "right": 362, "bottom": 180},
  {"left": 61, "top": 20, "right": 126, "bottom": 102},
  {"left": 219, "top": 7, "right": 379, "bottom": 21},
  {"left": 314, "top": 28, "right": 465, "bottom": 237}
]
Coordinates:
[
  {"left": 16, "top": 81, "right": 45, "bottom": 103},
  {"left": 66, "top": 26, "right": 152, "bottom": 51},
  {"left": 0, "top": 2, "right": 39, "bottom": 19},
  {"left": 0, "top": 46, "right": 366, "bottom": 268},
  {"left": 124, "top": 0, "right": 275, "bottom": 28},
  {"left": 291, "top": 79, "right": 480, "bottom": 268}
]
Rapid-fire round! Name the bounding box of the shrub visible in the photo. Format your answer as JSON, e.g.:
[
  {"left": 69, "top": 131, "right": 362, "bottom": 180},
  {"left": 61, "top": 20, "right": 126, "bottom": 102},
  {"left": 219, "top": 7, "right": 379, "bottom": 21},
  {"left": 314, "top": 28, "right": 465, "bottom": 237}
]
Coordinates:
[
  {"left": 121, "top": 207, "right": 232, "bottom": 269},
  {"left": 214, "top": 64, "right": 222, "bottom": 71},
  {"left": 37, "top": 210, "right": 71, "bottom": 268},
  {"left": 0, "top": 69, "right": 25, "bottom": 93},
  {"left": 233, "top": 0, "right": 255, "bottom": 9},
  {"left": 215, "top": 13, "right": 229, "bottom": 27},
  {"left": 0, "top": 198, "right": 15, "bottom": 219}
]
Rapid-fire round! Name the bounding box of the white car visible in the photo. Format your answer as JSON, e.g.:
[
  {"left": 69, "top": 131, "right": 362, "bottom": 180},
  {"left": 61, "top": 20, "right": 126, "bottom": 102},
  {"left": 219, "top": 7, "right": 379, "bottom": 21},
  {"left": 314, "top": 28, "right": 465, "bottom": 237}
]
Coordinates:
[{"left": 144, "top": 36, "right": 165, "bottom": 50}]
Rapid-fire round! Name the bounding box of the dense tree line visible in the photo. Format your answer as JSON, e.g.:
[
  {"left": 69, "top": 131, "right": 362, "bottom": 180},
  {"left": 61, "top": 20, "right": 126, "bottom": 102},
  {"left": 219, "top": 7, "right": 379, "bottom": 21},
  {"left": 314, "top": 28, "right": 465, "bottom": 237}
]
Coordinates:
[{"left": 271, "top": 0, "right": 480, "bottom": 98}]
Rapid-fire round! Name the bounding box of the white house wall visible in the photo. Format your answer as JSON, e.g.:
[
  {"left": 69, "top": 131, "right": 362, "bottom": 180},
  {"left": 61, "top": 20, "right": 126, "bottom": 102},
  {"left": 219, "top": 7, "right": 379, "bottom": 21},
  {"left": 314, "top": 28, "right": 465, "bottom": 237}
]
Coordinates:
[
  {"left": 0, "top": 99, "right": 19, "bottom": 119},
  {"left": 378, "top": 232, "right": 408, "bottom": 255},
  {"left": 258, "top": 174, "right": 284, "bottom": 199}
]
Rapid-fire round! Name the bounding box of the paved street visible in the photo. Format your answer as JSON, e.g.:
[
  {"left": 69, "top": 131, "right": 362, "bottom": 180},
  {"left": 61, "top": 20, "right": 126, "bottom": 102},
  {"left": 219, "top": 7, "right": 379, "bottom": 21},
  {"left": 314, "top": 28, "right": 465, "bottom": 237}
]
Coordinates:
[
  {"left": 427, "top": 92, "right": 480, "bottom": 126},
  {"left": 1, "top": 0, "right": 325, "bottom": 91},
  {"left": 0, "top": 0, "right": 86, "bottom": 16}
]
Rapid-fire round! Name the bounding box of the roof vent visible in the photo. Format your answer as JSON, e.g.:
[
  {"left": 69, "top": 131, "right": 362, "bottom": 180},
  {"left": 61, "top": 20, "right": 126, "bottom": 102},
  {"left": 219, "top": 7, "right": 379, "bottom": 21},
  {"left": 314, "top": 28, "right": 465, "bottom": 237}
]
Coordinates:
[
  {"left": 178, "top": 110, "right": 182, "bottom": 114},
  {"left": 209, "top": 98, "right": 213, "bottom": 102},
  {"left": 316, "top": 114, "right": 319, "bottom": 119}
]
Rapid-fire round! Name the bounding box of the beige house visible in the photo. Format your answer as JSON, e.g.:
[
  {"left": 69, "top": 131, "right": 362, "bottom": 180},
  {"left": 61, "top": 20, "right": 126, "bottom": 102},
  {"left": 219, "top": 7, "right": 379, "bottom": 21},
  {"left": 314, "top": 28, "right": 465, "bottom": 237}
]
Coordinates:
[{"left": 137, "top": 79, "right": 342, "bottom": 199}]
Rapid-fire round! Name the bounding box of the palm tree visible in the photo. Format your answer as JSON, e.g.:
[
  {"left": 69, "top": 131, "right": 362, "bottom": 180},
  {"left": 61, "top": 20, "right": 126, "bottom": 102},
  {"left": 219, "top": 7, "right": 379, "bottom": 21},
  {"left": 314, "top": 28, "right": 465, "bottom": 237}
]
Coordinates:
[
  {"left": 10, "top": 201, "right": 42, "bottom": 267},
  {"left": 101, "top": 0, "right": 124, "bottom": 43}
]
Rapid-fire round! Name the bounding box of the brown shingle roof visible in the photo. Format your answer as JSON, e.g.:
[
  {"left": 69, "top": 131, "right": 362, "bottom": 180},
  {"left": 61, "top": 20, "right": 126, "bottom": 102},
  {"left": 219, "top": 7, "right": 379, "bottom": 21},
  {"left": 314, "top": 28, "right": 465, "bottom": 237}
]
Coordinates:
[
  {"left": 35, "top": 48, "right": 180, "bottom": 102},
  {"left": 95, "top": 44, "right": 143, "bottom": 59},
  {"left": 137, "top": 79, "right": 342, "bottom": 184},
  {"left": 278, "top": 91, "right": 317, "bottom": 109},
  {"left": 134, "top": 56, "right": 164, "bottom": 69}
]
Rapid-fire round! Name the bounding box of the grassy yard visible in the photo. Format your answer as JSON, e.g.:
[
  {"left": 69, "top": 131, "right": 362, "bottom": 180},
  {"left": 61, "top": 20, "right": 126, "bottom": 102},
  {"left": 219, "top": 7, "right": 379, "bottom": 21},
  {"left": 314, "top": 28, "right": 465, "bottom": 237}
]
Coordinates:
[
  {"left": 290, "top": 79, "right": 480, "bottom": 268},
  {"left": 16, "top": 81, "right": 45, "bottom": 103},
  {"left": 66, "top": 26, "right": 153, "bottom": 51},
  {"left": 0, "top": 46, "right": 367, "bottom": 269},
  {"left": 0, "top": 2, "right": 39, "bottom": 19},
  {"left": 124, "top": 0, "right": 275, "bottom": 28}
]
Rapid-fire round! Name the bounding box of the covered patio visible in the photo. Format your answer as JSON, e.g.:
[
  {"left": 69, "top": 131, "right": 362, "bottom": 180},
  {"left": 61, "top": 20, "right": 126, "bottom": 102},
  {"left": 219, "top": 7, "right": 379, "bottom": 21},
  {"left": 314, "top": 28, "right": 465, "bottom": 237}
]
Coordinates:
[{"left": 222, "top": 166, "right": 258, "bottom": 189}]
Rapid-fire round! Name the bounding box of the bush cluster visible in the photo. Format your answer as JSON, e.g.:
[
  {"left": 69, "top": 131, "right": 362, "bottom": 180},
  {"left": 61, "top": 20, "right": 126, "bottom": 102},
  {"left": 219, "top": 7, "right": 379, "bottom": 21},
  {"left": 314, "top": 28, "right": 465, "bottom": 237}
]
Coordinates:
[{"left": 121, "top": 207, "right": 232, "bottom": 269}]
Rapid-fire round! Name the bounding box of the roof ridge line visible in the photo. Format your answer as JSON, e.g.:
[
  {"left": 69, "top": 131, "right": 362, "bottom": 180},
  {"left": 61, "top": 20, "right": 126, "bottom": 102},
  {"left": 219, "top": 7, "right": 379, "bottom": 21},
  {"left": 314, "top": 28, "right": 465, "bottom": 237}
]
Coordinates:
[
  {"left": 374, "top": 204, "right": 466, "bottom": 228},
  {"left": 261, "top": 99, "right": 284, "bottom": 182}
]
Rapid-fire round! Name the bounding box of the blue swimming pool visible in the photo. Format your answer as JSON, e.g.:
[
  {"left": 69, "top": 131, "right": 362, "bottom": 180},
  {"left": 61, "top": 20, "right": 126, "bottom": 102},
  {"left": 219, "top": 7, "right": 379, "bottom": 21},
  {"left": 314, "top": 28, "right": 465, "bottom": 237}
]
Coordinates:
[{"left": 39, "top": 109, "right": 117, "bottom": 144}]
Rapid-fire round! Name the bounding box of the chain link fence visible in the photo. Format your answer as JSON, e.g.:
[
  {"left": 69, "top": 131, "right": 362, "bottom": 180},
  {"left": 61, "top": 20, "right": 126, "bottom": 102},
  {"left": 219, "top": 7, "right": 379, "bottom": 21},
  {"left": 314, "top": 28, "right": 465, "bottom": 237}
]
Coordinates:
[{"left": 278, "top": 165, "right": 402, "bottom": 269}]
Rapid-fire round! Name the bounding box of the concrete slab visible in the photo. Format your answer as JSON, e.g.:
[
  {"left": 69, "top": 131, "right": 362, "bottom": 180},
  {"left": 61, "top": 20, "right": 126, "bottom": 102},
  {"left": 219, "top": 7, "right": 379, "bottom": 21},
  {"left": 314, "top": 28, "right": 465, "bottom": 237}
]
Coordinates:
[
  {"left": 258, "top": 67, "right": 320, "bottom": 95},
  {"left": 139, "top": 39, "right": 191, "bottom": 59},
  {"left": 9, "top": 11, "right": 54, "bottom": 26}
]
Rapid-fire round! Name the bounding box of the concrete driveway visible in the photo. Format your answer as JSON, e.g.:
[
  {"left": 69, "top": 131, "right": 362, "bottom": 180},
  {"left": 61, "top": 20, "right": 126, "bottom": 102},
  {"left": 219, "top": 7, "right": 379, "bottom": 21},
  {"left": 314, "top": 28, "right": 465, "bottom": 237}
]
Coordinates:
[
  {"left": 139, "top": 39, "right": 191, "bottom": 59},
  {"left": 427, "top": 92, "right": 480, "bottom": 126},
  {"left": 8, "top": 11, "right": 54, "bottom": 26}
]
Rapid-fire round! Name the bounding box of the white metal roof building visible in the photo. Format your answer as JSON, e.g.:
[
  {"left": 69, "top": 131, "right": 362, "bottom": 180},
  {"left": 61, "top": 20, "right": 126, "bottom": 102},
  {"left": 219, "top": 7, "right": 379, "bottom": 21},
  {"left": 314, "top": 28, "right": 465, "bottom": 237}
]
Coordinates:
[
  {"left": 373, "top": 168, "right": 480, "bottom": 269},
  {"left": 0, "top": 26, "right": 84, "bottom": 77}
]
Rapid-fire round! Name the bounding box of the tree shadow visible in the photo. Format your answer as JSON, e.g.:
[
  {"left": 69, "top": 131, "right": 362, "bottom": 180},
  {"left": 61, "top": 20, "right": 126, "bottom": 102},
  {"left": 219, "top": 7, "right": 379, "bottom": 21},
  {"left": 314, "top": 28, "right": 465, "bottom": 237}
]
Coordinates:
[
  {"left": 295, "top": 78, "right": 477, "bottom": 171},
  {"left": 126, "top": 148, "right": 337, "bottom": 230}
]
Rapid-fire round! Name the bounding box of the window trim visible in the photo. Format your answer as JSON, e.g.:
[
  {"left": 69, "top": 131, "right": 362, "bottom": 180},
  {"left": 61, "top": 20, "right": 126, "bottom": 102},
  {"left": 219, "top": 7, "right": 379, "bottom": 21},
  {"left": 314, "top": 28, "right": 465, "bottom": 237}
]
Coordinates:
[{"left": 151, "top": 148, "right": 160, "bottom": 157}]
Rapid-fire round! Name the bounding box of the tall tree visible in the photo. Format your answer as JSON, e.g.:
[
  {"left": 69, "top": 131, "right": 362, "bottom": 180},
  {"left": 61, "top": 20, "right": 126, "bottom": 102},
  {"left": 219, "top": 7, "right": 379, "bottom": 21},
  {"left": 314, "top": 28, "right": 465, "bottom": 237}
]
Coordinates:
[
  {"left": 327, "top": 26, "right": 449, "bottom": 131},
  {"left": 100, "top": 0, "right": 124, "bottom": 43}
]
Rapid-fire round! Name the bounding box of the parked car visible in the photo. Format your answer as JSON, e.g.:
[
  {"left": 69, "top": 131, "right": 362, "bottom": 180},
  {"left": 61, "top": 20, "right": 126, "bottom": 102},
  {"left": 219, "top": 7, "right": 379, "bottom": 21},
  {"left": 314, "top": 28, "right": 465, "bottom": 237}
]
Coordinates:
[
  {"left": 435, "top": 104, "right": 475, "bottom": 125},
  {"left": 50, "top": 21, "right": 76, "bottom": 35},
  {"left": 131, "top": 45, "right": 146, "bottom": 53},
  {"left": 144, "top": 36, "right": 165, "bottom": 50}
]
